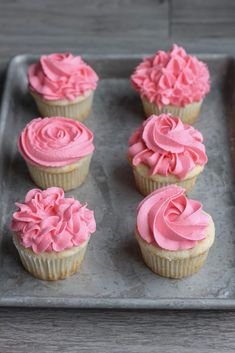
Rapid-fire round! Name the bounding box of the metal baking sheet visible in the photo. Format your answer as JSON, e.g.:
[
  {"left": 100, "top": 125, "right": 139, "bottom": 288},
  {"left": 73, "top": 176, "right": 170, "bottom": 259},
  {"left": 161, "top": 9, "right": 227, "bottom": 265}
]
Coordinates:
[{"left": 0, "top": 54, "right": 234, "bottom": 310}]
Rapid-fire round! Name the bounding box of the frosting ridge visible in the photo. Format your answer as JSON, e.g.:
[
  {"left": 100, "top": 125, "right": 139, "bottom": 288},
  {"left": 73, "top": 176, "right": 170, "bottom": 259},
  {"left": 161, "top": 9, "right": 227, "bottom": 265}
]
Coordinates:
[
  {"left": 19, "top": 117, "right": 95, "bottom": 167},
  {"left": 131, "top": 44, "right": 210, "bottom": 108},
  {"left": 28, "top": 52, "right": 99, "bottom": 101},
  {"left": 137, "top": 185, "right": 208, "bottom": 250},
  {"left": 128, "top": 114, "right": 207, "bottom": 180},
  {"left": 11, "top": 187, "right": 96, "bottom": 254}
]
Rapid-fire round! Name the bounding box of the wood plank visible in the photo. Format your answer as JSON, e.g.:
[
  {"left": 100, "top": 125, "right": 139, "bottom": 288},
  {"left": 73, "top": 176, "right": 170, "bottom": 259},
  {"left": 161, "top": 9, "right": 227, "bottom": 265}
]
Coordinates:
[
  {"left": 0, "top": 0, "right": 168, "bottom": 57},
  {"left": 171, "top": 0, "right": 235, "bottom": 38},
  {"left": 0, "top": 309, "right": 235, "bottom": 353}
]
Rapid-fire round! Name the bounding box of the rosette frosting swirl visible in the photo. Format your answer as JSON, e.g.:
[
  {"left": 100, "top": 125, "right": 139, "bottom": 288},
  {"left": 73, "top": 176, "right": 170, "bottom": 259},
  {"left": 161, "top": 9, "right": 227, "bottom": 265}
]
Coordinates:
[
  {"left": 28, "top": 52, "right": 99, "bottom": 101},
  {"left": 137, "top": 185, "right": 208, "bottom": 250},
  {"left": 11, "top": 187, "right": 96, "bottom": 254},
  {"left": 131, "top": 44, "right": 210, "bottom": 108},
  {"left": 128, "top": 114, "right": 207, "bottom": 179},
  {"left": 19, "top": 117, "right": 95, "bottom": 167}
]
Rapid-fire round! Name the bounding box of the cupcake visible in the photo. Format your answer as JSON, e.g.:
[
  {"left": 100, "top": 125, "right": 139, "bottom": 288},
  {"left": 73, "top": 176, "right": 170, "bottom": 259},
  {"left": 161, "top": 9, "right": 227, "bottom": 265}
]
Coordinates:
[
  {"left": 11, "top": 187, "right": 96, "bottom": 280},
  {"left": 28, "top": 53, "right": 98, "bottom": 122},
  {"left": 135, "top": 185, "right": 215, "bottom": 278},
  {"left": 128, "top": 114, "right": 207, "bottom": 195},
  {"left": 18, "top": 117, "right": 95, "bottom": 191},
  {"left": 131, "top": 44, "right": 210, "bottom": 125}
]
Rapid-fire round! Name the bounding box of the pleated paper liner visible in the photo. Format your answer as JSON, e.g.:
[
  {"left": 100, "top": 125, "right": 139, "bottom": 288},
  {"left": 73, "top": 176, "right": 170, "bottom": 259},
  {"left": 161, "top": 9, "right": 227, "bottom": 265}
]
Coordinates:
[
  {"left": 27, "top": 154, "right": 92, "bottom": 191},
  {"left": 135, "top": 216, "right": 215, "bottom": 279},
  {"left": 30, "top": 90, "right": 94, "bottom": 122},
  {"left": 141, "top": 96, "right": 202, "bottom": 125},
  {"left": 133, "top": 169, "right": 197, "bottom": 196},
  {"left": 13, "top": 234, "right": 89, "bottom": 281}
]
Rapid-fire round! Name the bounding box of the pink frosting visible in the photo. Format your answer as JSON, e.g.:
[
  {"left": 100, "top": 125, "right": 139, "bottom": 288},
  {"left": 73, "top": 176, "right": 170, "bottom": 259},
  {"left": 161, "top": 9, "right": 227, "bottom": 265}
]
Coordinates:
[
  {"left": 137, "top": 185, "right": 208, "bottom": 250},
  {"left": 11, "top": 187, "right": 96, "bottom": 254},
  {"left": 131, "top": 44, "right": 210, "bottom": 108},
  {"left": 28, "top": 52, "right": 99, "bottom": 101},
  {"left": 18, "top": 117, "right": 95, "bottom": 167},
  {"left": 128, "top": 114, "right": 207, "bottom": 180}
]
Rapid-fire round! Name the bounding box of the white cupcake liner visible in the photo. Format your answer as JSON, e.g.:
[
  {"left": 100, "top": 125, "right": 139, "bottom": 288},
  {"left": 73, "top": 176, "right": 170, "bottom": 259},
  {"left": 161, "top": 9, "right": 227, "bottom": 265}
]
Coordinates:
[
  {"left": 135, "top": 231, "right": 213, "bottom": 279},
  {"left": 140, "top": 246, "right": 209, "bottom": 279},
  {"left": 26, "top": 154, "right": 92, "bottom": 191},
  {"left": 141, "top": 97, "right": 202, "bottom": 125},
  {"left": 13, "top": 234, "right": 89, "bottom": 281},
  {"left": 133, "top": 169, "right": 197, "bottom": 196},
  {"left": 31, "top": 91, "right": 94, "bottom": 122}
]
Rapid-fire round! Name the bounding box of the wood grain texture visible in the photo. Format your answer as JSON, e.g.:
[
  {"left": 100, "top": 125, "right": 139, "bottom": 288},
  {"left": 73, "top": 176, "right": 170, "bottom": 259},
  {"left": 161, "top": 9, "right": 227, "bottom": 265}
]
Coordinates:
[
  {"left": 0, "top": 309, "right": 234, "bottom": 353},
  {"left": 0, "top": 0, "right": 235, "bottom": 352},
  {"left": 0, "top": 0, "right": 235, "bottom": 68},
  {"left": 171, "top": 0, "right": 235, "bottom": 38},
  {"left": 0, "top": 0, "right": 168, "bottom": 62}
]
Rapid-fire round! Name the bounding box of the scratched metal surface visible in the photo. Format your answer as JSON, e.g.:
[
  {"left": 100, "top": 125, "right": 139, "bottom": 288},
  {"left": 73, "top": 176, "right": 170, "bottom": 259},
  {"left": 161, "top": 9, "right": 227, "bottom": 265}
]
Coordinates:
[{"left": 0, "top": 54, "right": 234, "bottom": 309}]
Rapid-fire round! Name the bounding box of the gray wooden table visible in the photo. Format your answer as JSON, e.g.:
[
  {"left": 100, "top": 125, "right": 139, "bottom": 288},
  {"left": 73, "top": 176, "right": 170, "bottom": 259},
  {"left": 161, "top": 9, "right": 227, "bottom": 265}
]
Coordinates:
[{"left": 0, "top": 1, "right": 235, "bottom": 351}]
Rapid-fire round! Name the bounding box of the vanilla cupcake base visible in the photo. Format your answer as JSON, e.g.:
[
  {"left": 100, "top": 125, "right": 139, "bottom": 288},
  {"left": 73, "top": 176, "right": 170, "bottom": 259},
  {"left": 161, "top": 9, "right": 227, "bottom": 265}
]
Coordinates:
[
  {"left": 30, "top": 90, "right": 94, "bottom": 122},
  {"left": 13, "top": 234, "right": 89, "bottom": 280},
  {"left": 131, "top": 161, "right": 204, "bottom": 196},
  {"left": 135, "top": 213, "right": 215, "bottom": 279},
  {"left": 27, "top": 154, "right": 92, "bottom": 191},
  {"left": 141, "top": 96, "right": 202, "bottom": 125}
]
